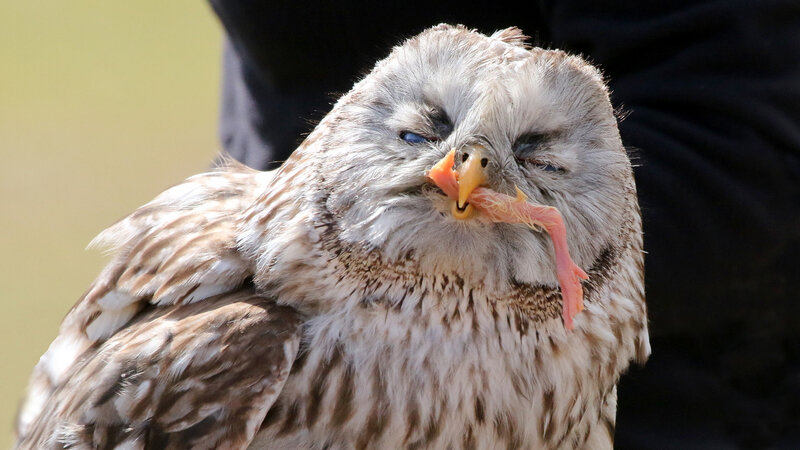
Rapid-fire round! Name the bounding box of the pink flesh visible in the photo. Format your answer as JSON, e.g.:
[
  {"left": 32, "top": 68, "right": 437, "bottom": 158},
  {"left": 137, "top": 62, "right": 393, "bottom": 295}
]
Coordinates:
[{"left": 427, "top": 151, "right": 589, "bottom": 330}]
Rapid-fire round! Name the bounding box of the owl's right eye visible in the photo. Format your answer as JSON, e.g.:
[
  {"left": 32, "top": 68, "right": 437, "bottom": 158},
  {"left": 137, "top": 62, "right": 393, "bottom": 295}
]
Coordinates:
[{"left": 400, "top": 131, "right": 434, "bottom": 144}]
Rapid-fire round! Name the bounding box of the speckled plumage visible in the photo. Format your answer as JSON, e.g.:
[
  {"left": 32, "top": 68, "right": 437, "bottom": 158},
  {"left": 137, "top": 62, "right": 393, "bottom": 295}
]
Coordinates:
[{"left": 17, "top": 25, "right": 649, "bottom": 449}]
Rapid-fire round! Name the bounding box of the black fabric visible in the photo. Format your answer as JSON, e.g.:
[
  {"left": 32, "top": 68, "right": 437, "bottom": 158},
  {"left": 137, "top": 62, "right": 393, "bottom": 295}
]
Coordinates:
[
  {"left": 208, "top": 1, "right": 800, "bottom": 447},
  {"left": 208, "top": 0, "right": 545, "bottom": 166}
]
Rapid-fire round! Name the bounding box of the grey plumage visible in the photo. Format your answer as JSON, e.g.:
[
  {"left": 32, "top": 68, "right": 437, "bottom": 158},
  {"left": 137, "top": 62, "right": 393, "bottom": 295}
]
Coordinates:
[{"left": 17, "top": 24, "right": 649, "bottom": 449}]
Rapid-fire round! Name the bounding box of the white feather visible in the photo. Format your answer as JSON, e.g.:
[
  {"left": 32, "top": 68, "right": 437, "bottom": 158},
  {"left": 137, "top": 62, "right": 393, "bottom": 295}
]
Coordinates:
[{"left": 85, "top": 303, "right": 139, "bottom": 341}]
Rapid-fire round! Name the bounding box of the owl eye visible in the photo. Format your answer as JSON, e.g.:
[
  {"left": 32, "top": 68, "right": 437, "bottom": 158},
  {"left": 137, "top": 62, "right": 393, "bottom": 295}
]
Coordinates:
[
  {"left": 530, "top": 162, "right": 564, "bottom": 173},
  {"left": 513, "top": 132, "right": 565, "bottom": 173},
  {"left": 517, "top": 156, "right": 565, "bottom": 173},
  {"left": 400, "top": 131, "right": 434, "bottom": 144}
]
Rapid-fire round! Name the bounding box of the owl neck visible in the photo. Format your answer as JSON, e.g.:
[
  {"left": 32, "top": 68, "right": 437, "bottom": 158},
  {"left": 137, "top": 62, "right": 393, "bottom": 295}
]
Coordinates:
[
  {"left": 241, "top": 165, "right": 629, "bottom": 329},
  {"left": 250, "top": 195, "right": 622, "bottom": 333}
]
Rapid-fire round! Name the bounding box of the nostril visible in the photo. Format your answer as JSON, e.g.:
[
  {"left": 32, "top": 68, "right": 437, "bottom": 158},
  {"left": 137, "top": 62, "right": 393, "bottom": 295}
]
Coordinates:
[
  {"left": 462, "top": 153, "right": 469, "bottom": 163},
  {"left": 480, "top": 158, "right": 488, "bottom": 168}
]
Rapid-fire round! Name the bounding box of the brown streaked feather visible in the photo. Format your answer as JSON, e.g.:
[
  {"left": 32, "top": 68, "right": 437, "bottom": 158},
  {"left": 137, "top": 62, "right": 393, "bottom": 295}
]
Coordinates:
[
  {"left": 581, "top": 386, "right": 617, "bottom": 450},
  {"left": 18, "top": 25, "right": 650, "bottom": 449},
  {"left": 17, "top": 290, "right": 302, "bottom": 450},
  {"left": 16, "top": 163, "right": 276, "bottom": 439}
]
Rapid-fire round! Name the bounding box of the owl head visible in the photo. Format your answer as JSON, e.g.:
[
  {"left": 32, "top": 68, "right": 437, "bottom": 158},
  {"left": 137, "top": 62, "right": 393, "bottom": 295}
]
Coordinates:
[{"left": 300, "top": 24, "right": 636, "bottom": 290}]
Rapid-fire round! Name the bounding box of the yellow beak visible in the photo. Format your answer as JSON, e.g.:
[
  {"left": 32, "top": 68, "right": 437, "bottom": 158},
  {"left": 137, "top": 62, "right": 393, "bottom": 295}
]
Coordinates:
[
  {"left": 451, "top": 147, "right": 487, "bottom": 220},
  {"left": 457, "top": 148, "right": 487, "bottom": 209}
]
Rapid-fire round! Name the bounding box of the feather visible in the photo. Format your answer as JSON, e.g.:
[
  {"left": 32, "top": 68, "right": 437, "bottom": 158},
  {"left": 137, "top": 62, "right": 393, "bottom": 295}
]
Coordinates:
[{"left": 18, "top": 25, "right": 647, "bottom": 450}]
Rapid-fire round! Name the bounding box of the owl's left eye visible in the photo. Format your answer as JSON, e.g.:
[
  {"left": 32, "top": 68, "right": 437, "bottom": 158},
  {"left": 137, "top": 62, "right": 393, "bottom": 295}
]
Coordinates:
[
  {"left": 400, "top": 131, "right": 434, "bottom": 144},
  {"left": 531, "top": 162, "right": 564, "bottom": 173}
]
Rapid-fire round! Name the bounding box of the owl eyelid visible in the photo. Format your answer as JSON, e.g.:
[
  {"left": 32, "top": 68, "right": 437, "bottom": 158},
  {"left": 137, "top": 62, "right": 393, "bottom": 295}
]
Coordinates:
[
  {"left": 527, "top": 160, "right": 566, "bottom": 173},
  {"left": 512, "top": 131, "right": 566, "bottom": 173},
  {"left": 399, "top": 130, "right": 438, "bottom": 144},
  {"left": 514, "top": 152, "right": 566, "bottom": 173}
]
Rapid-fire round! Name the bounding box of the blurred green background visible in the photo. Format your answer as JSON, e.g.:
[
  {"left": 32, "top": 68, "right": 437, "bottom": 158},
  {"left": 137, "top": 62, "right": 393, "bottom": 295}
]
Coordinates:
[{"left": 0, "top": 2, "right": 222, "bottom": 444}]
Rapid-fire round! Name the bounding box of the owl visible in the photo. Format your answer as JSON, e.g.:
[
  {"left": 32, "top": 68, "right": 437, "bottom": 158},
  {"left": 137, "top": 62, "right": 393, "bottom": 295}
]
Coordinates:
[{"left": 16, "top": 25, "right": 649, "bottom": 449}]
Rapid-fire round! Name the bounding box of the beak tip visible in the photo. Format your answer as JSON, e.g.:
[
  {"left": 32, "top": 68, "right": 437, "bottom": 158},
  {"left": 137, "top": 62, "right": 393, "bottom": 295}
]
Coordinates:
[{"left": 451, "top": 201, "right": 475, "bottom": 220}]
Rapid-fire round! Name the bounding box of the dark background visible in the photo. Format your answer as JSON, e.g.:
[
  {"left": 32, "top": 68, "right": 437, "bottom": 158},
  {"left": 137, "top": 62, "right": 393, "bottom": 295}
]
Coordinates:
[{"left": 210, "top": 0, "right": 800, "bottom": 447}]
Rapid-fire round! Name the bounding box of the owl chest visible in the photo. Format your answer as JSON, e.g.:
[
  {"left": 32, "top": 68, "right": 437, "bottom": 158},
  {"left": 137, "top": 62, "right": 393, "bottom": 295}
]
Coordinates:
[{"left": 251, "top": 305, "right": 610, "bottom": 449}]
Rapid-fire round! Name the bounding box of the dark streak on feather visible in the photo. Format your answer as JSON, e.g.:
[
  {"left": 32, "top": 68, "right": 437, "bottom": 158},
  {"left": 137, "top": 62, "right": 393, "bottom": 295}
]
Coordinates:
[{"left": 330, "top": 364, "right": 355, "bottom": 428}]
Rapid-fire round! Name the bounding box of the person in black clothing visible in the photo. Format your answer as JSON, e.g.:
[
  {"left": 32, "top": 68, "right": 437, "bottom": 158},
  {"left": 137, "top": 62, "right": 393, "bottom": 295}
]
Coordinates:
[{"left": 208, "top": 1, "right": 800, "bottom": 447}]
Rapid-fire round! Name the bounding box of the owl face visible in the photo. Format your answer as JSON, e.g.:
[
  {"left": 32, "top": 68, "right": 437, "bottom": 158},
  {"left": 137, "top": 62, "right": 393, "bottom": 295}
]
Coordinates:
[{"left": 316, "top": 25, "right": 634, "bottom": 288}]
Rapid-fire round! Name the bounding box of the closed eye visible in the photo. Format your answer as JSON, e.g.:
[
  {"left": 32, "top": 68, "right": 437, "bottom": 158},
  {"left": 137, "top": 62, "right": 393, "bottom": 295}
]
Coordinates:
[
  {"left": 400, "top": 130, "right": 435, "bottom": 144},
  {"left": 529, "top": 161, "right": 564, "bottom": 173},
  {"left": 513, "top": 131, "right": 565, "bottom": 173},
  {"left": 516, "top": 155, "right": 566, "bottom": 173}
]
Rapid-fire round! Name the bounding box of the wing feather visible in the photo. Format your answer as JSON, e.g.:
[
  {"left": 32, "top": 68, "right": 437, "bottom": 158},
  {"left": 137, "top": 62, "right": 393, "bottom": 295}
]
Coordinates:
[
  {"left": 17, "top": 290, "right": 302, "bottom": 449},
  {"left": 16, "top": 160, "right": 287, "bottom": 446}
]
